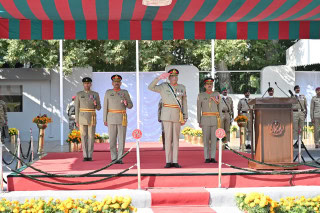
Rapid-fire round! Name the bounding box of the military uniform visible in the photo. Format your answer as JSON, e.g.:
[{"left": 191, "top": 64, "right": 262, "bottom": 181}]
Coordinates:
[
  {"left": 148, "top": 69, "right": 188, "bottom": 167},
  {"left": 220, "top": 95, "right": 233, "bottom": 142},
  {"left": 292, "top": 94, "right": 307, "bottom": 141},
  {"left": 197, "top": 82, "right": 222, "bottom": 161},
  {"left": 237, "top": 98, "right": 253, "bottom": 145},
  {"left": 66, "top": 98, "right": 77, "bottom": 131},
  {"left": 75, "top": 77, "right": 101, "bottom": 160},
  {"left": 310, "top": 95, "right": 320, "bottom": 147},
  {"left": 103, "top": 75, "right": 133, "bottom": 162},
  {"left": 0, "top": 100, "right": 8, "bottom": 142}
]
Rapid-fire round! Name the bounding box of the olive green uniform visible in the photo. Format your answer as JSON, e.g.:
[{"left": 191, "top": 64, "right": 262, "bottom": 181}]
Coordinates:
[
  {"left": 220, "top": 96, "right": 233, "bottom": 142},
  {"left": 310, "top": 96, "right": 320, "bottom": 146},
  {"left": 237, "top": 98, "right": 253, "bottom": 145},
  {"left": 103, "top": 89, "right": 133, "bottom": 161},
  {"left": 148, "top": 78, "right": 188, "bottom": 164},
  {"left": 197, "top": 92, "right": 222, "bottom": 160},
  {"left": 0, "top": 100, "right": 8, "bottom": 142},
  {"left": 75, "top": 91, "right": 101, "bottom": 159},
  {"left": 292, "top": 94, "right": 307, "bottom": 141}
]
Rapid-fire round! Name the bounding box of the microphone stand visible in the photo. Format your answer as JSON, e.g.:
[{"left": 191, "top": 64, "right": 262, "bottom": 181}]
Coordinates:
[
  {"left": 262, "top": 82, "right": 270, "bottom": 98},
  {"left": 275, "top": 82, "right": 289, "bottom": 97}
]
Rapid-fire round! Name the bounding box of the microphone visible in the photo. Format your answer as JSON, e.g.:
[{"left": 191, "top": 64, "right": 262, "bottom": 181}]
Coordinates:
[
  {"left": 262, "top": 82, "right": 271, "bottom": 98},
  {"left": 275, "top": 82, "right": 289, "bottom": 97},
  {"left": 289, "top": 90, "right": 294, "bottom": 97}
]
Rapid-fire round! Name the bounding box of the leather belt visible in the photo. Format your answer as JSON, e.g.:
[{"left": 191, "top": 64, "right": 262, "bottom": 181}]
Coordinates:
[
  {"left": 240, "top": 111, "right": 248, "bottom": 113},
  {"left": 293, "top": 109, "right": 305, "bottom": 112},
  {"left": 80, "top": 108, "right": 96, "bottom": 125},
  {"left": 222, "top": 110, "right": 229, "bottom": 113},
  {"left": 108, "top": 109, "right": 127, "bottom": 126}
]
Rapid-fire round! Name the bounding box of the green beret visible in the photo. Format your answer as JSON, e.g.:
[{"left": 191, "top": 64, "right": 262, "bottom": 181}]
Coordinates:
[{"left": 221, "top": 87, "right": 227, "bottom": 91}]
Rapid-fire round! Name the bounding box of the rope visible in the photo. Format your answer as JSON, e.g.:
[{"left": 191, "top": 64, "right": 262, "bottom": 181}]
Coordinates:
[
  {"left": 2, "top": 144, "right": 19, "bottom": 165},
  {"left": 225, "top": 145, "right": 320, "bottom": 169},
  {"left": 4, "top": 163, "right": 136, "bottom": 185},
  {"left": 222, "top": 162, "right": 320, "bottom": 175},
  {"left": 19, "top": 140, "right": 32, "bottom": 160},
  {"left": 2, "top": 178, "right": 7, "bottom": 184},
  {"left": 2, "top": 143, "right": 135, "bottom": 178}
]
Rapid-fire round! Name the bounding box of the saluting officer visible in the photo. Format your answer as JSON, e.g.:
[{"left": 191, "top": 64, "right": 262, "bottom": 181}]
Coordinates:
[
  {"left": 103, "top": 75, "right": 133, "bottom": 163},
  {"left": 220, "top": 87, "right": 234, "bottom": 143},
  {"left": 75, "top": 77, "right": 101, "bottom": 161},
  {"left": 197, "top": 78, "right": 222, "bottom": 163},
  {"left": 292, "top": 85, "right": 307, "bottom": 144},
  {"left": 237, "top": 90, "right": 253, "bottom": 149},
  {"left": 149, "top": 69, "right": 188, "bottom": 168},
  {"left": 310, "top": 87, "right": 320, "bottom": 149}
]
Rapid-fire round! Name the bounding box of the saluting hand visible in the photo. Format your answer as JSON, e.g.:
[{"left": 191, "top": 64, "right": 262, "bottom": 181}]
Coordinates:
[
  {"left": 76, "top": 123, "right": 79, "bottom": 128},
  {"left": 158, "top": 73, "right": 170, "bottom": 80}
]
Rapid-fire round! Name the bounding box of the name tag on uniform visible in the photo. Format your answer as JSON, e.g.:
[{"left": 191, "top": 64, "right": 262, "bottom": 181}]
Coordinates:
[
  {"left": 110, "top": 93, "right": 115, "bottom": 96},
  {"left": 81, "top": 96, "right": 85, "bottom": 98}
]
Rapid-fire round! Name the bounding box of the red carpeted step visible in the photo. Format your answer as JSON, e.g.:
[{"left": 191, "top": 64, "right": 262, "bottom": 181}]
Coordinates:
[
  {"left": 148, "top": 187, "right": 210, "bottom": 206},
  {"left": 152, "top": 206, "right": 216, "bottom": 213}
]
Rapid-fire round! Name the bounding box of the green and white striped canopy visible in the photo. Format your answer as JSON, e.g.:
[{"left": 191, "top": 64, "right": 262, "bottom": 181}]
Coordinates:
[{"left": 0, "top": 0, "right": 319, "bottom": 40}]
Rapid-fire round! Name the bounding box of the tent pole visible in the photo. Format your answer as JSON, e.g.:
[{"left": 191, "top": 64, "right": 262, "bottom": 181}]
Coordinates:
[
  {"left": 135, "top": 40, "right": 141, "bottom": 190},
  {"left": 211, "top": 39, "right": 215, "bottom": 79},
  {"left": 59, "top": 40, "right": 64, "bottom": 146}
]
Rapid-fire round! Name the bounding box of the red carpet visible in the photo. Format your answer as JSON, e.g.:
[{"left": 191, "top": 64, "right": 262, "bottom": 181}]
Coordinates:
[{"left": 7, "top": 142, "right": 320, "bottom": 191}]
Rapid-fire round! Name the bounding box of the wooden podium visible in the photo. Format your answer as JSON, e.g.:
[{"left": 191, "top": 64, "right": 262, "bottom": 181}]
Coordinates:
[{"left": 248, "top": 98, "right": 298, "bottom": 170}]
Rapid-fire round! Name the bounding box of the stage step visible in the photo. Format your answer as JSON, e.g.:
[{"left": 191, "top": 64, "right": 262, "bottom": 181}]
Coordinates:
[{"left": 148, "top": 187, "right": 215, "bottom": 212}]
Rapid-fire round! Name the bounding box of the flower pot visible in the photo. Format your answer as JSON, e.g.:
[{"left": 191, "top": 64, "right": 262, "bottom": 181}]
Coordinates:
[
  {"left": 10, "top": 135, "right": 16, "bottom": 151},
  {"left": 184, "top": 134, "right": 190, "bottom": 142},
  {"left": 191, "top": 136, "right": 197, "bottom": 144},
  {"left": 196, "top": 136, "right": 203, "bottom": 146},
  {"left": 187, "top": 134, "right": 192, "bottom": 143},
  {"left": 102, "top": 139, "right": 109, "bottom": 143},
  {"left": 37, "top": 124, "right": 47, "bottom": 155},
  {"left": 231, "top": 131, "right": 236, "bottom": 139},
  {"left": 69, "top": 142, "right": 81, "bottom": 152},
  {"left": 237, "top": 121, "right": 247, "bottom": 128}
]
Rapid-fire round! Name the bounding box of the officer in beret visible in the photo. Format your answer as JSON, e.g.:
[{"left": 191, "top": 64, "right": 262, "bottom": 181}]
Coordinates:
[
  {"left": 149, "top": 68, "right": 188, "bottom": 168},
  {"left": 75, "top": 77, "right": 101, "bottom": 161},
  {"left": 292, "top": 85, "right": 307, "bottom": 146},
  {"left": 197, "top": 77, "right": 222, "bottom": 163},
  {"left": 311, "top": 87, "right": 320, "bottom": 149},
  {"left": 237, "top": 89, "right": 253, "bottom": 149},
  {"left": 220, "top": 87, "right": 233, "bottom": 143},
  {"left": 103, "top": 75, "right": 133, "bottom": 163}
]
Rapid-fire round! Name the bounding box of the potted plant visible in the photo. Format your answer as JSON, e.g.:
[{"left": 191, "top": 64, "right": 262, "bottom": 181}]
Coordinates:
[
  {"left": 181, "top": 126, "right": 192, "bottom": 142},
  {"left": 230, "top": 125, "right": 238, "bottom": 139},
  {"left": 101, "top": 133, "right": 109, "bottom": 143},
  {"left": 66, "top": 130, "right": 81, "bottom": 152},
  {"left": 8, "top": 128, "right": 18, "bottom": 147},
  {"left": 195, "top": 129, "right": 203, "bottom": 146},
  {"left": 95, "top": 133, "right": 102, "bottom": 143},
  {"left": 234, "top": 115, "right": 248, "bottom": 127},
  {"left": 32, "top": 114, "right": 52, "bottom": 154}
]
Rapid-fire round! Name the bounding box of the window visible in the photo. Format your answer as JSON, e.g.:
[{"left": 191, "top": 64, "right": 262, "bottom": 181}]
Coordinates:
[{"left": 0, "top": 85, "right": 23, "bottom": 112}]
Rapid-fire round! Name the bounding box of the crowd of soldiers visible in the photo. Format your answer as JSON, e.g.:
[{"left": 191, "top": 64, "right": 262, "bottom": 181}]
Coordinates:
[{"left": 1, "top": 68, "right": 320, "bottom": 168}]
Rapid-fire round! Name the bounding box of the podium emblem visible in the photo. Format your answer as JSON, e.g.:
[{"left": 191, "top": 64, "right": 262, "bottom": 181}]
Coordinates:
[{"left": 269, "top": 121, "right": 284, "bottom": 136}]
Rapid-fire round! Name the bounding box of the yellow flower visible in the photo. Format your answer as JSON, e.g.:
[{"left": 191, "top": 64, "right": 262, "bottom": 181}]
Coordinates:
[{"left": 249, "top": 202, "right": 255, "bottom": 208}]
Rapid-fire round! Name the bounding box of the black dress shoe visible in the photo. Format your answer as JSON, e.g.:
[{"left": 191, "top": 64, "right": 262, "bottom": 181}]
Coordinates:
[
  {"left": 245, "top": 144, "right": 251, "bottom": 149},
  {"left": 83, "top": 158, "right": 88, "bottom": 162},
  {"left": 164, "top": 163, "right": 171, "bottom": 168},
  {"left": 172, "top": 163, "right": 182, "bottom": 168},
  {"left": 211, "top": 158, "right": 217, "bottom": 163},
  {"left": 205, "top": 159, "right": 211, "bottom": 163},
  {"left": 117, "top": 160, "right": 124, "bottom": 164},
  {"left": 87, "top": 158, "right": 92, "bottom": 161}
]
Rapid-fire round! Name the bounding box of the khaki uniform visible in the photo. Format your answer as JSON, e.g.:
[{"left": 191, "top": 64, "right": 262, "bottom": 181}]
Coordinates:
[
  {"left": 310, "top": 96, "right": 320, "bottom": 146},
  {"left": 197, "top": 92, "right": 222, "bottom": 160},
  {"left": 103, "top": 89, "right": 133, "bottom": 161},
  {"left": 220, "top": 96, "right": 233, "bottom": 142},
  {"left": 237, "top": 98, "right": 253, "bottom": 145},
  {"left": 292, "top": 94, "right": 307, "bottom": 141},
  {"left": 149, "top": 78, "right": 188, "bottom": 164},
  {"left": 75, "top": 90, "right": 101, "bottom": 159},
  {"left": 66, "top": 100, "right": 77, "bottom": 131},
  {"left": 0, "top": 100, "right": 8, "bottom": 142}
]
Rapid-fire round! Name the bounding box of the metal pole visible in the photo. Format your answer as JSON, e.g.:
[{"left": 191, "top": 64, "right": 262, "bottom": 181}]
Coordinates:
[
  {"left": 211, "top": 39, "right": 215, "bottom": 78},
  {"left": 30, "top": 128, "right": 34, "bottom": 162},
  {"left": 298, "top": 133, "right": 302, "bottom": 163},
  {"left": 59, "top": 40, "right": 64, "bottom": 146},
  {"left": 218, "top": 138, "right": 222, "bottom": 188},
  {"left": 0, "top": 131, "right": 3, "bottom": 191},
  {"left": 17, "top": 131, "right": 21, "bottom": 169},
  {"left": 136, "top": 40, "right": 141, "bottom": 190}
]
